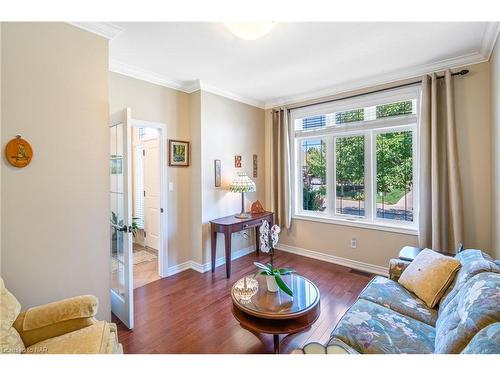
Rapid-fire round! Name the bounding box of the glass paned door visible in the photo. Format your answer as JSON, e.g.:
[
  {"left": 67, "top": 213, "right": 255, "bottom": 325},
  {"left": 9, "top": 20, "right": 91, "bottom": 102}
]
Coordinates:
[{"left": 109, "top": 108, "right": 134, "bottom": 329}]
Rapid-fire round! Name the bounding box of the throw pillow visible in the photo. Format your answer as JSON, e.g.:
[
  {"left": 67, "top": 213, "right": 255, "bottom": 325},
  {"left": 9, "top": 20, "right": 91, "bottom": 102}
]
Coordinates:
[{"left": 398, "top": 249, "right": 461, "bottom": 308}]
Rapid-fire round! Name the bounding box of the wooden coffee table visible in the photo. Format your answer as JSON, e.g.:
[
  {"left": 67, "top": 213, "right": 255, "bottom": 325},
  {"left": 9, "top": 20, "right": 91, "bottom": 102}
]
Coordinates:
[{"left": 231, "top": 274, "right": 320, "bottom": 354}]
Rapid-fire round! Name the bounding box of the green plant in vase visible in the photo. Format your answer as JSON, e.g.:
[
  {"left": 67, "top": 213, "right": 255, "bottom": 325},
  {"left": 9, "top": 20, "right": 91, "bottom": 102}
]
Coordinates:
[
  {"left": 254, "top": 221, "right": 296, "bottom": 296},
  {"left": 131, "top": 217, "right": 140, "bottom": 237}
]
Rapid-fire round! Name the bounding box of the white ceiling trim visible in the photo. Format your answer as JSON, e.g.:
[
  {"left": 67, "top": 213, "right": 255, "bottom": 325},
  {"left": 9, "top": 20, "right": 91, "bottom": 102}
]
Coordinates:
[
  {"left": 481, "top": 22, "right": 500, "bottom": 59},
  {"left": 265, "top": 22, "right": 499, "bottom": 109},
  {"left": 106, "top": 21, "right": 499, "bottom": 111},
  {"left": 264, "top": 51, "right": 486, "bottom": 109},
  {"left": 198, "top": 82, "right": 265, "bottom": 108},
  {"left": 109, "top": 59, "right": 190, "bottom": 92},
  {"left": 68, "top": 22, "right": 124, "bottom": 40},
  {"left": 109, "top": 59, "right": 265, "bottom": 108}
]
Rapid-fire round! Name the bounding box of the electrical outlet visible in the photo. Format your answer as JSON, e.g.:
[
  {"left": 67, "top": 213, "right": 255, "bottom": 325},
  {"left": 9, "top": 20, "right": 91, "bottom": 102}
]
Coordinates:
[{"left": 350, "top": 237, "right": 357, "bottom": 249}]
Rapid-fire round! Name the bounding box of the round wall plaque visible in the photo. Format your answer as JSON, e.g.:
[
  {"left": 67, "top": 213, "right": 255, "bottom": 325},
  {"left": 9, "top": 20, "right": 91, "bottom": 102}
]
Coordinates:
[{"left": 5, "top": 136, "right": 33, "bottom": 168}]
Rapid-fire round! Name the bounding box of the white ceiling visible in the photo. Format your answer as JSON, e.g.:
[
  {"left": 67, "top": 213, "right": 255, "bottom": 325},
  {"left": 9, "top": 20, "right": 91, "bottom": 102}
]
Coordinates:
[{"left": 101, "top": 22, "right": 499, "bottom": 108}]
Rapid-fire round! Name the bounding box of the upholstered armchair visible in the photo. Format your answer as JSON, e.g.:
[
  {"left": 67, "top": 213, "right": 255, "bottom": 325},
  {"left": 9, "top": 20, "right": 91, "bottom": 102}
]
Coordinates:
[{"left": 0, "top": 278, "right": 122, "bottom": 354}]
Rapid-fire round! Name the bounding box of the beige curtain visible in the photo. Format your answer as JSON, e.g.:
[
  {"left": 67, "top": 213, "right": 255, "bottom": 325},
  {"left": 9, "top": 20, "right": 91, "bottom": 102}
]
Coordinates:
[
  {"left": 419, "top": 70, "right": 464, "bottom": 252},
  {"left": 271, "top": 108, "right": 292, "bottom": 229}
]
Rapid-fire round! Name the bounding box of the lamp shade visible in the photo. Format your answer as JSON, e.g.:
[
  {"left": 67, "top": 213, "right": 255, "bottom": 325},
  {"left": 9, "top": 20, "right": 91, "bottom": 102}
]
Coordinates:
[{"left": 229, "top": 172, "right": 256, "bottom": 193}]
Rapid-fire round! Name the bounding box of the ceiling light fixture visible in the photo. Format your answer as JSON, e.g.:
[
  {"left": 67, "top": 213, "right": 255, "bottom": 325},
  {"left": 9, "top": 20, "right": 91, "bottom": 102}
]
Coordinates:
[{"left": 223, "top": 22, "right": 275, "bottom": 40}]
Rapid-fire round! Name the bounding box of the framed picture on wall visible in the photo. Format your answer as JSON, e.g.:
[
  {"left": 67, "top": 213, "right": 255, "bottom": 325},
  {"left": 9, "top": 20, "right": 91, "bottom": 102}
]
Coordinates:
[
  {"left": 253, "top": 154, "right": 258, "bottom": 178},
  {"left": 234, "top": 155, "right": 242, "bottom": 168},
  {"left": 214, "top": 159, "right": 221, "bottom": 187},
  {"left": 168, "top": 140, "right": 190, "bottom": 167}
]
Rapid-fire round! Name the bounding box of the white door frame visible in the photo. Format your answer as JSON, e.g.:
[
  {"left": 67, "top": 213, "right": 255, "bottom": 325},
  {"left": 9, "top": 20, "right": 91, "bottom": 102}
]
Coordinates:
[
  {"left": 130, "top": 119, "right": 169, "bottom": 277},
  {"left": 110, "top": 108, "right": 134, "bottom": 329}
]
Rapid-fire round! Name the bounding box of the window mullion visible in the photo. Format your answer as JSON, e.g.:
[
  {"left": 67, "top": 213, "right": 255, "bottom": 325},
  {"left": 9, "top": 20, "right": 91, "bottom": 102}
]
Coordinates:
[
  {"left": 365, "top": 131, "right": 373, "bottom": 222},
  {"left": 328, "top": 135, "right": 336, "bottom": 218}
]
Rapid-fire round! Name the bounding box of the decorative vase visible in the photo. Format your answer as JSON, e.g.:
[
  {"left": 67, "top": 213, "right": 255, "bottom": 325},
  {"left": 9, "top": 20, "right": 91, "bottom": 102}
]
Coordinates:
[{"left": 266, "top": 275, "right": 279, "bottom": 292}]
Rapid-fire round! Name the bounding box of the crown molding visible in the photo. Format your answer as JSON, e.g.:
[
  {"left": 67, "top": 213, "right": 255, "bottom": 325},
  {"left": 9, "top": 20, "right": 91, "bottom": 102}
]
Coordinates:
[
  {"left": 109, "top": 60, "right": 265, "bottom": 108},
  {"left": 264, "top": 22, "right": 500, "bottom": 109},
  {"left": 109, "top": 59, "right": 193, "bottom": 92},
  {"left": 263, "top": 51, "right": 487, "bottom": 109},
  {"left": 106, "top": 21, "right": 499, "bottom": 111},
  {"left": 198, "top": 81, "right": 265, "bottom": 109},
  {"left": 480, "top": 21, "right": 500, "bottom": 60},
  {"left": 68, "top": 22, "right": 123, "bottom": 40}
]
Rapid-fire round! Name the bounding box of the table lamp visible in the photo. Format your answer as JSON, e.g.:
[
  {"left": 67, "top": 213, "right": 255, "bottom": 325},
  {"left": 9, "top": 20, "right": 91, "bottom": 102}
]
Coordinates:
[{"left": 229, "top": 172, "right": 256, "bottom": 219}]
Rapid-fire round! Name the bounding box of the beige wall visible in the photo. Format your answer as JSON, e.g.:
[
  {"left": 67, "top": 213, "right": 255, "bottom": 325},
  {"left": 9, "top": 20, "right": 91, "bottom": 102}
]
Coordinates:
[
  {"left": 199, "top": 91, "right": 266, "bottom": 265},
  {"left": 491, "top": 37, "right": 500, "bottom": 259},
  {"left": 108, "top": 77, "right": 266, "bottom": 268},
  {"left": 109, "top": 72, "right": 192, "bottom": 267},
  {"left": 271, "top": 61, "right": 494, "bottom": 268},
  {"left": 189, "top": 90, "right": 202, "bottom": 264},
  {"left": 455, "top": 62, "right": 491, "bottom": 253},
  {"left": 1, "top": 23, "right": 110, "bottom": 319},
  {"left": 0, "top": 23, "right": 3, "bottom": 273}
]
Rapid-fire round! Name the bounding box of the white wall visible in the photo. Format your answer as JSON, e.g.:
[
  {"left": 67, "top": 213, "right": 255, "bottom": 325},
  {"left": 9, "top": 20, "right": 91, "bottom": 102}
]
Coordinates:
[
  {"left": 491, "top": 36, "right": 500, "bottom": 259},
  {"left": 1, "top": 23, "right": 110, "bottom": 320}
]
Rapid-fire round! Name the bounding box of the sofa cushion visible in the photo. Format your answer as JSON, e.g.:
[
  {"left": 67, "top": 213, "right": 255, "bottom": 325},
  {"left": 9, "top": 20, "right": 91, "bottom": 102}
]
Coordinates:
[
  {"left": 13, "top": 310, "right": 98, "bottom": 347},
  {"left": 398, "top": 249, "right": 461, "bottom": 308},
  {"left": 0, "top": 277, "right": 26, "bottom": 354},
  {"left": 439, "top": 249, "right": 500, "bottom": 314},
  {"left": 358, "top": 276, "right": 438, "bottom": 326},
  {"left": 331, "top": 299, "right": 435, "bottom": 354},
  {"left": 0, "top": 277, "right": 22, "bottom": 329},
  {"left": 22, "top": 295, "right": 98, "bottom": 331},
  {"left": 435, "top": 273, "right": 500, "bottom": 353},
  {"left": 461, "top": 323, "right": 500, "bottom": 354},
  {"left": 0, "top": 327, "right": 26, "bottom": 354},
  {"left": 26, "top": 321, "right": 115, "bottom": 354}
]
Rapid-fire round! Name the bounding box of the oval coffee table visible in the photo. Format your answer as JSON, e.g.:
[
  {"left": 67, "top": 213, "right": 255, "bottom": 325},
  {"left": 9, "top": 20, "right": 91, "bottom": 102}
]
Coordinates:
[{"left": 231, "top": 274, "right": 320, "bottom": 353}]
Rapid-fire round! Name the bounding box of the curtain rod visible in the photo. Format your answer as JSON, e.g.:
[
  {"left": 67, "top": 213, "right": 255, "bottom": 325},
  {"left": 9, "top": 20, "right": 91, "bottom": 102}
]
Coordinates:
[{"left": 280, "top": 69, "right": 470, "bottom": 112}]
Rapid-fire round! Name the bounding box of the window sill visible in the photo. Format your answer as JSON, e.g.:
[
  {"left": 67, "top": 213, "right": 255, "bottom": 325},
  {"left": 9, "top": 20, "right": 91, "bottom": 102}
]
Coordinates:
[{"left": 292, "top": 214, "right": 419, "bottom": 236}]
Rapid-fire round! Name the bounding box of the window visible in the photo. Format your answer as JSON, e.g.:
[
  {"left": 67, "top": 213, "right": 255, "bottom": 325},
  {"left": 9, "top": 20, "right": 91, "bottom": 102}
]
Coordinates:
[{"left": 292, "top": 86, "right": 419, "bottom": 232}]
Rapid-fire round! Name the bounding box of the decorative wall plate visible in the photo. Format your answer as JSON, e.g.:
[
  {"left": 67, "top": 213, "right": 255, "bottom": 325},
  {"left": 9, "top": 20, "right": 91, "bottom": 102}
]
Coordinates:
[{"left": 5, "top": 136, "right": 33, "bottom": 168}]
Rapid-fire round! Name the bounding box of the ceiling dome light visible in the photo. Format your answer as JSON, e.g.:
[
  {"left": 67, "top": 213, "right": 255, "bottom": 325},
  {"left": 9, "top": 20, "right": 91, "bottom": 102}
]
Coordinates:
[{"left": 224, "top": 22, "right": 275, "bottom": 40}]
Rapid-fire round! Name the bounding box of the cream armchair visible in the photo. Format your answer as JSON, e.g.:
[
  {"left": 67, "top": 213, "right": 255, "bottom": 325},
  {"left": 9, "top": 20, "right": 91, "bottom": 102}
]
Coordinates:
[{"left": 0, "top": 278, "right": 122, "bottom": 354}]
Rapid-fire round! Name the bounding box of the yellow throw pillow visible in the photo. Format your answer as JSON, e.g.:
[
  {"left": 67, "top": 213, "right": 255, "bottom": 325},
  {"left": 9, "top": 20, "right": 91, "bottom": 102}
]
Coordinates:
[{"left": 398, "top": 249, "right": 461, "bottom": 308}]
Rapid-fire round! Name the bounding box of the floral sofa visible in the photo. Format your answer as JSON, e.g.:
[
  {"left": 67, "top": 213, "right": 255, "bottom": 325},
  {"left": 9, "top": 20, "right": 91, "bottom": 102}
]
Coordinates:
[{"left": 295, "top": 249, "right": 500, "bottom": 354}]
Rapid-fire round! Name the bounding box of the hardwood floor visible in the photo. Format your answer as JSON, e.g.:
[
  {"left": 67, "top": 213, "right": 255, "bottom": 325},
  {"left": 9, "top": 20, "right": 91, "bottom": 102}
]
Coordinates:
[{"left": 113, "top": 251, "right": 373, "bottom": 354}]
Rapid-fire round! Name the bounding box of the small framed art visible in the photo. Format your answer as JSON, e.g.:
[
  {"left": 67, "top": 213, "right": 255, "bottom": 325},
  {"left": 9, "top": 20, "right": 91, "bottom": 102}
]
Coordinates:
[
  {"left": 234, "top": 155, "right": 242, "bottom": 168},
  {"left": 253, "top": 154, "right": 258, "bottom": 178},
  {"left": 168, "top": 140, "right": 190, "bottom": 167},
  {"left": 214, "top": 159, "right": 221, "bottom": 187}
]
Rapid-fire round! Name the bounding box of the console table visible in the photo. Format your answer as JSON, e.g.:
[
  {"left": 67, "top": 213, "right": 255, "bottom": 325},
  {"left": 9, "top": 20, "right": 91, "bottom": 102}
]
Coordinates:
[{"left": 210, "top": 211, "right": 274, "bottom": 278}]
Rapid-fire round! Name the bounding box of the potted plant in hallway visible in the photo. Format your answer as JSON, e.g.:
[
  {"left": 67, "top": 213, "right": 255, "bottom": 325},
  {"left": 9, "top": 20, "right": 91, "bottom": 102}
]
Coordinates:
[{"left": 254, "top": 221, "right": 295, "bottom": 296}]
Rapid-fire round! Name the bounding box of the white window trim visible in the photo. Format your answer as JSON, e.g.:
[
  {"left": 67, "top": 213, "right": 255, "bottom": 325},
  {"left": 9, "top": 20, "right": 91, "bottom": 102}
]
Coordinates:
[{"left": 291, "top": 85, "right": 421, "bottom": 235}]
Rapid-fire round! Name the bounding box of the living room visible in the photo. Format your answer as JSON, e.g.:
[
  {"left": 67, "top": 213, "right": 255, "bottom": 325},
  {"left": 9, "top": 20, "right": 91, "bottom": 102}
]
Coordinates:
[{"left": 1, "top": 0, "right": 499, "bottom": 372}]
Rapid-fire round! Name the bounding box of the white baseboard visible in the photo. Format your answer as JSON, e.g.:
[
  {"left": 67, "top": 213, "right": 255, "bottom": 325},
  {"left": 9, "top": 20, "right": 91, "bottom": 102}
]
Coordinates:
[
  {"left": 164, "top": 245, "right": 256, "bottom": 276},
  {"left": 276, "top": 243, "right": 388, "bottom": 277},
  {"left": 191, "top": 245, "right": 256, "bottom": 273},
  {"left": 165, "top": 260, "right": 192, "bottom": 277},
  {"left": 164, "top": 243, "right": 388, "bottom": 278}
]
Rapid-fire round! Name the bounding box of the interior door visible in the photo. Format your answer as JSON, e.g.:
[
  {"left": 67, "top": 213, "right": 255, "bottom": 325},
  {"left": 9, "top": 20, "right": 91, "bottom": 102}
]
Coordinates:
[
  {"left": 143, "top": 137, "right": 161, "bottom": 251},
  {"left": 109, "top": 108, "right": 134, "bottom": 329}
]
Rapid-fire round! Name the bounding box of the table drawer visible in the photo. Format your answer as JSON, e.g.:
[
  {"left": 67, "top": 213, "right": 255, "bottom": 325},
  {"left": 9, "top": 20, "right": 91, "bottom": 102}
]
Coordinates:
[{"left": 240, "top": 217, "right": 271, "bottom": 231}]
